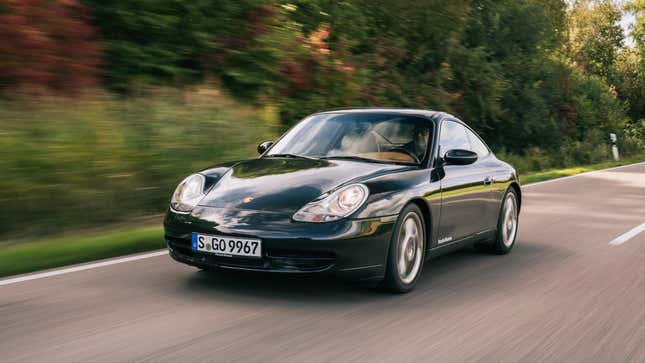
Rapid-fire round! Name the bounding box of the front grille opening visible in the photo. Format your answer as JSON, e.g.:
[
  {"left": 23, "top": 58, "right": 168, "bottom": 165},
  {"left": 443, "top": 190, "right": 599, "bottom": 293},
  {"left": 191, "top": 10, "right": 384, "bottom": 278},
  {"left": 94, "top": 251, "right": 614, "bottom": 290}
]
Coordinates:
[
  {"left": 166, "top": 236, "right": 335, "bottom": 272},
  {"left": 268, "top": 249, "right": 335, "bottom": 260},
  {"left": 267, "top": 249, "right": 335, "bottom": 271}
]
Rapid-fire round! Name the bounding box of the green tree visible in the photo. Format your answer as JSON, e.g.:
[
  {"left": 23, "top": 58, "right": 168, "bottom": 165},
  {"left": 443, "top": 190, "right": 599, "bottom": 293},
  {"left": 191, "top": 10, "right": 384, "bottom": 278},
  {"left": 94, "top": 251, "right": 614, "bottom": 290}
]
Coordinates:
[
  {"left": 629, "top": 0, "right": 645, "bottom": 55},
  {"left": 567, "top": 0, "right": 625, "bottom": 79},
  {"left": 614, "top": 1, "right": 645, "bottom": 124},
  {"left": 83, "top": 0, "right": 268, "bottom": 92},
  {"left": 615, "top": 48, "right": 645, "bottom": 120}
]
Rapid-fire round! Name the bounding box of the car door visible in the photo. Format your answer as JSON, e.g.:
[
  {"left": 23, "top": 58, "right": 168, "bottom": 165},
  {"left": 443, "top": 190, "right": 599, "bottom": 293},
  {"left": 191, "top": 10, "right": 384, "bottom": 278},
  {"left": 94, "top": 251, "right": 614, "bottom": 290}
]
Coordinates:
[
  {"left": 464, "top": 125, "right": 499, "bottom": 231},
  {"left": 436, "top": 120, "right": 491, "bottom": 244}
]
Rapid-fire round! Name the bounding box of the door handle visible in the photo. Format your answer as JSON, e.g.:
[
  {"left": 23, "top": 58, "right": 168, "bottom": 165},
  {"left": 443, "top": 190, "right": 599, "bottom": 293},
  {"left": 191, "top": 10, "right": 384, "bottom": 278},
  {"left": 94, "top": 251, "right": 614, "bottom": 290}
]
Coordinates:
[{"left": 483, "top": 176, "right": 493, "bottom": 185}]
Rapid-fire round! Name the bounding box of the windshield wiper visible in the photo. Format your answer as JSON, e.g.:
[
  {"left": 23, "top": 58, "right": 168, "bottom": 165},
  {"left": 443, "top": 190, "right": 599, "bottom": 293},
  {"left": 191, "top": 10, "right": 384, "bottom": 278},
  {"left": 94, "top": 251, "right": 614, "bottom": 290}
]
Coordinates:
[
  {"left": 321, "top": 155, "right": 387, "bottom": 164},
  {"left": 265, "top": 153, "right": 316, "bottom": 160},
  {"left": 321, "top": 155, "right": 417, "bottom": 166}
]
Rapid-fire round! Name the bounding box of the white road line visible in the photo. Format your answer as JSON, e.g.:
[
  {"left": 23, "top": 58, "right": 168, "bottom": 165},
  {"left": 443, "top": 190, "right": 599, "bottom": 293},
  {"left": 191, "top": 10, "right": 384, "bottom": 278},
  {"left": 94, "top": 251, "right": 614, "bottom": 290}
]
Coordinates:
[
  {"left": 523, "top": 160, "right": 645, "bottom": 188},
  {"left": 0, "top": 160, "right": 643, "bottom": 286},
  {"left": 0, "top": 250, "right": 168, "bottom": 287},
  {"left": 609, "top": 223, "right": 645, "bottom": 246}
]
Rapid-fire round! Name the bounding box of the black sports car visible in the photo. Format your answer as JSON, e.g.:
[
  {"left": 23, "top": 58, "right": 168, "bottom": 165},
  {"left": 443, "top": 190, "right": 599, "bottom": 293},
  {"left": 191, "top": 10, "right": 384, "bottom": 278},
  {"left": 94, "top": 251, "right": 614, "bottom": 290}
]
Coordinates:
[{"left": 164, "top": 109, "right": 521, "bottom": 292}]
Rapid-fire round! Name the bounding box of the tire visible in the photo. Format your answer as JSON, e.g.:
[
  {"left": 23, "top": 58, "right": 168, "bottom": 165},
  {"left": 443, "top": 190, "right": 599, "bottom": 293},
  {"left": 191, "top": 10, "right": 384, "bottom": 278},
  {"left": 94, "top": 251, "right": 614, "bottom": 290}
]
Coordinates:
[
  {"left": 478, "top": 188, "right": 519, "bottom": 254},
  {"left": 382, "top": 204, "right": 426, "bottom": 293}
]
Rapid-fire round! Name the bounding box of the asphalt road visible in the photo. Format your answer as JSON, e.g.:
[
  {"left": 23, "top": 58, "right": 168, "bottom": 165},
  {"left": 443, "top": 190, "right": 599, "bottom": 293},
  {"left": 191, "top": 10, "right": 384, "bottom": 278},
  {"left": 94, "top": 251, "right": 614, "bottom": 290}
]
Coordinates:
[{"left": 1, "top": 162, "right": 644, "bottom": 362}]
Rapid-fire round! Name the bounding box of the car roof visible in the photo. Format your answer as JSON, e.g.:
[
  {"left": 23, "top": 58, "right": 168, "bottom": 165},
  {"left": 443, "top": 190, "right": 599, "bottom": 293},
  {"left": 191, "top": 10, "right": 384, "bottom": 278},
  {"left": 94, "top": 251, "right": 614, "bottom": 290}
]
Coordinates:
[{"left": 314, "top": 107, "right": 449, "bottom": 120}]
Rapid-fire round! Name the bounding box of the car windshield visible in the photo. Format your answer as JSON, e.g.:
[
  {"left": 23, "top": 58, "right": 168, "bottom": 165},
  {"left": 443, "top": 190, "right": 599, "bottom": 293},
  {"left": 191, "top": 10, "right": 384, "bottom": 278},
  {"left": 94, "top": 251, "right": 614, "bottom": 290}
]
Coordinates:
[{"left": 266, "top": 113, "right": 433, "bottom": 165}]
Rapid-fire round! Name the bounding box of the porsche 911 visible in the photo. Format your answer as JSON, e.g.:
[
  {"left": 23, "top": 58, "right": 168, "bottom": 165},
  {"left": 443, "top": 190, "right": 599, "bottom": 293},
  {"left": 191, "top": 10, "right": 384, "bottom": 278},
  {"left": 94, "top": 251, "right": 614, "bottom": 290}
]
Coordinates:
[{"left": 164, "top": 109, "right": 521, "bottom": 292}]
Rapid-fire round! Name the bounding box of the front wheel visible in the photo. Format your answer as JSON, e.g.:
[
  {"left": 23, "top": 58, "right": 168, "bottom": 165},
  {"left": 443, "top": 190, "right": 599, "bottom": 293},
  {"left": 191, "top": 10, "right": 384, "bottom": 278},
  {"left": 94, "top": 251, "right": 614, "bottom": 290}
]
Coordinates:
[{"left": 382, "top": 204, "right": 426, "bottom": 293}]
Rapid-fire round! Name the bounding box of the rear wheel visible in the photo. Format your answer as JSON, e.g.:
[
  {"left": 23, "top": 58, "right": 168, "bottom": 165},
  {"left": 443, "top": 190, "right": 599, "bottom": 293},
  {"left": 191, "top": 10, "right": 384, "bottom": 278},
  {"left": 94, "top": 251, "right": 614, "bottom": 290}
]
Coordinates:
[
  {"left": 477, "top": 188, "right": 519, "bottom": 254},
  {"left": 382, "top": 204, "right": 426, "bottom": 293}
]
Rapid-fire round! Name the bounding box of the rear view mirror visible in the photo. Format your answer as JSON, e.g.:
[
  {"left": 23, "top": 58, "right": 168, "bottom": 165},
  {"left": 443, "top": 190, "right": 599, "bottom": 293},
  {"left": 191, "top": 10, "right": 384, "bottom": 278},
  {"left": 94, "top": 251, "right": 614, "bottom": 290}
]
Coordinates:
[
  {"left": 444, "top": 149, "right": 478, "bottom": 165},
  {"left": 257, "top": 141, "right": 274, "bottom": 154}
]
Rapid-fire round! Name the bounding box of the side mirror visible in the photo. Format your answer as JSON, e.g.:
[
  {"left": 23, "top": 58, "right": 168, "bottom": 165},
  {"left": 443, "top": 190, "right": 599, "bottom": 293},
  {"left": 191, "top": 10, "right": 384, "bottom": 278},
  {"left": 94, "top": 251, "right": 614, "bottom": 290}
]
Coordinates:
[
  {"left": 257, "top": 141, "right": 274, "bottom": 154},
  {"left": 443, "top": 149, "right": 478, "bottom": 165}
]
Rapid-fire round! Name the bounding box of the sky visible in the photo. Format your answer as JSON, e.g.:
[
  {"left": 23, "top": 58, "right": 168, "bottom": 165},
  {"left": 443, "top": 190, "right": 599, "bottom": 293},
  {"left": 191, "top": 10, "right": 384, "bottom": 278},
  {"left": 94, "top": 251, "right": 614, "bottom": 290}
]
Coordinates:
[{"left": 621, "top": 11, "right": 636, "bottom": 47}]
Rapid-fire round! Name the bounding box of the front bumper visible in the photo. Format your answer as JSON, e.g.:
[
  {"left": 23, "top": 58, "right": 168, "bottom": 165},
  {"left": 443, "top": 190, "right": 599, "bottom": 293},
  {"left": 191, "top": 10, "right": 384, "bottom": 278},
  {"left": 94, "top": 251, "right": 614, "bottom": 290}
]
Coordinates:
[{"left": 164, "top": 206, "right": 396, "bottom": 280}]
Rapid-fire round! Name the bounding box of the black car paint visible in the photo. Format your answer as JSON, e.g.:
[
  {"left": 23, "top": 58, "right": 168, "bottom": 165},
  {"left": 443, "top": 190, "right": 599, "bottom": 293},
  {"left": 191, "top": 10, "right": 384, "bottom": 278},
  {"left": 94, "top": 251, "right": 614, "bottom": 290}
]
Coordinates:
[
  {"left": 164, "top": 109, "right": 520, "bottom": 280},
  {"left": 198, "top": 157, "right": 414, "bottom": 214},
  {"left": 165, "top": 209, "right": 395, "bottom": 279}
]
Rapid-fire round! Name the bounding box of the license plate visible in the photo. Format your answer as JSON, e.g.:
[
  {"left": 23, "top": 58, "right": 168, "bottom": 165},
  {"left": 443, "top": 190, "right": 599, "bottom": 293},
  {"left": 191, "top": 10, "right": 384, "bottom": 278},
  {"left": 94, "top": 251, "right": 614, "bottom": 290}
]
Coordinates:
[{"left": 192, "top": 232, "right": 262, "bottom": 258}]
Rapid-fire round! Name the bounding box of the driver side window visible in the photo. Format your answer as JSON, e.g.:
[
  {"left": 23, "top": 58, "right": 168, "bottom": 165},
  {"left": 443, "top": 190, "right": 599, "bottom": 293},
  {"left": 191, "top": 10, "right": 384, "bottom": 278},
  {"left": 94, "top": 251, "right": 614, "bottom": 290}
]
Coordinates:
[
  {"left": 465, "top": 127, "right": 490, "bottom": 157},
  {"left": 439, "top": 121, "right": 470, "bottom": 155}
]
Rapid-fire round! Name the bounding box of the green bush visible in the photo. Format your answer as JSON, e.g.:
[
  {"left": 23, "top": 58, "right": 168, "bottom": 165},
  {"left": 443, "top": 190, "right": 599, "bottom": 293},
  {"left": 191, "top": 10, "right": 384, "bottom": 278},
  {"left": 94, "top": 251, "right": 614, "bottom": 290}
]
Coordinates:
[
  {"left": 0, "top": 88, "right": 278, "bottom": 240},
  {"left": 620, "top": 119, "right": 645, "bottom": 155}
]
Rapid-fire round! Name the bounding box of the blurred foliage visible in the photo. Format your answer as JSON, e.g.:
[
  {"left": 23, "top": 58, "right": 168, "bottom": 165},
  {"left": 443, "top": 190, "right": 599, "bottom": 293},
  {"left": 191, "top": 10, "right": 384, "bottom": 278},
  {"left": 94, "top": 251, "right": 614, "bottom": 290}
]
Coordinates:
[
  {"left": 0, "top": 0, "right": 102, "bottom": 93},
  {"left": 74, "top": 0, "right": 640, "bottom": 154},
  {"left": 0, "top": 88, "right": 277, "bottom": 239},
  {"left": 0, "top": 0, "right": 644, "bottom": 239}
]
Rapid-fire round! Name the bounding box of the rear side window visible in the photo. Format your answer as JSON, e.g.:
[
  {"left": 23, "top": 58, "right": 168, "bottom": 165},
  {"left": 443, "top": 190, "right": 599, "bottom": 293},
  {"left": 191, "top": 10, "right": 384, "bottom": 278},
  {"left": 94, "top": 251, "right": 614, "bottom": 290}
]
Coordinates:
[
  {"left": 439, "top": 121, "right": 470, "bottom": 154},
  {"left": 465, "top": 128, "right": 490, "bottom": 157}
]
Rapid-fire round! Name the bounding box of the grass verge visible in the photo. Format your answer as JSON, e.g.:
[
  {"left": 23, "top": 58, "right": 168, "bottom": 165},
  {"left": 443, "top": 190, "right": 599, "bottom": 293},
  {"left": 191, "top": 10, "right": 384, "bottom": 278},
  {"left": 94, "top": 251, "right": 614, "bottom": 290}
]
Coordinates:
[
  {"left": 521, "top": 155, "right": 645, "bottom": 184},
  {"left": 0, "top": 227, "right": 164, "bottom": 277},
  {"left": 0, "top": 156, "right": 643, "bottom": 278}
]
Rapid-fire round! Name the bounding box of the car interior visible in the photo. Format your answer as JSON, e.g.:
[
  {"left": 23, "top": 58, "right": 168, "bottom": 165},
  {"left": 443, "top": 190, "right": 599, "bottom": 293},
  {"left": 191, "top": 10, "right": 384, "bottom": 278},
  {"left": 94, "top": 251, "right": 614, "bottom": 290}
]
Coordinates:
[{"left": 334, "top": 117, "right": 431, "bottom": 163}]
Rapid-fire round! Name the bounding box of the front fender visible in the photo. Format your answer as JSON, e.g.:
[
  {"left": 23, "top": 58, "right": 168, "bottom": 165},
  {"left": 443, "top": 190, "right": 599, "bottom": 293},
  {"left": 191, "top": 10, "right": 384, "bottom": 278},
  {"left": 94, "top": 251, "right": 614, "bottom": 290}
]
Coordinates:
[
  {"left": 352, "top": 169, "right": 440, "bottom": 219},
  {"left": 199, "top": 161, "right": 241, "bottom": 189}
]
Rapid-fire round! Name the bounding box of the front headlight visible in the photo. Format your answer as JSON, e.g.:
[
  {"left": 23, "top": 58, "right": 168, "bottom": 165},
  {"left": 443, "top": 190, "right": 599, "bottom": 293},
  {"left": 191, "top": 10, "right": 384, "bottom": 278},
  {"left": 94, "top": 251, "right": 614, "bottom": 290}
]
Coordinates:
[
  {"left": 293, "top": 184, "right": 369, "bottom": 222},
  {"left": 170, "top": 174, "right": 206, "bottom": 212}
]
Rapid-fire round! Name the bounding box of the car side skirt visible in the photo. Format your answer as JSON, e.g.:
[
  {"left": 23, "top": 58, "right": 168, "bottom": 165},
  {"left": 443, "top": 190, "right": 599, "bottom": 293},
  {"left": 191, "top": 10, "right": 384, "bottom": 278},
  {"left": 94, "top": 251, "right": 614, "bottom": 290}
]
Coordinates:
[{"left": 426, "top": 229, "right": 495, "bottom": 259}]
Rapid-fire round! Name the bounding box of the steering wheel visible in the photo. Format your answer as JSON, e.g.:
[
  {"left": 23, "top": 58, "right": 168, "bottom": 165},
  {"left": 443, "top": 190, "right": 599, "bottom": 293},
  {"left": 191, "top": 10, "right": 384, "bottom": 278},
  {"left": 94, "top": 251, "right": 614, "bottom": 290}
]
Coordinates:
[{"left": 388, "top": 147, "right": 420, "bottom": 164}]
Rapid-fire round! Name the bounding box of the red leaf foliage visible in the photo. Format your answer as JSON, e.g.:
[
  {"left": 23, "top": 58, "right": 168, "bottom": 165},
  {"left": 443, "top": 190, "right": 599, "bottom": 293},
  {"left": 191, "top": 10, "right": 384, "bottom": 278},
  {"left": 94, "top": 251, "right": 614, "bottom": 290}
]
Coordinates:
[{"left": 0, "top": 0, "right": 103, "bottom": 94}]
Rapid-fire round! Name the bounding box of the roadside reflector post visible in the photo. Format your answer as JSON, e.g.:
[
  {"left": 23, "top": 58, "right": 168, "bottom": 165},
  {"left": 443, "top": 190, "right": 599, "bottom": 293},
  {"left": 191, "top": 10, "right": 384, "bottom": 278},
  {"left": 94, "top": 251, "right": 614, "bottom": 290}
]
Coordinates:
[{"left": 609, "top": 133, "right": 620, "bottom": 161}]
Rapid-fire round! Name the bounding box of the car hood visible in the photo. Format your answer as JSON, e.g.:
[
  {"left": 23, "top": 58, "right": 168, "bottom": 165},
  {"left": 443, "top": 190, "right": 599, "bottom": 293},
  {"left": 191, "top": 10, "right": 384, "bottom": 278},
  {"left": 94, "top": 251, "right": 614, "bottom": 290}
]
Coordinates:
[{"left": 198, "top": 157, "right": 411, "bottom": 214}]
